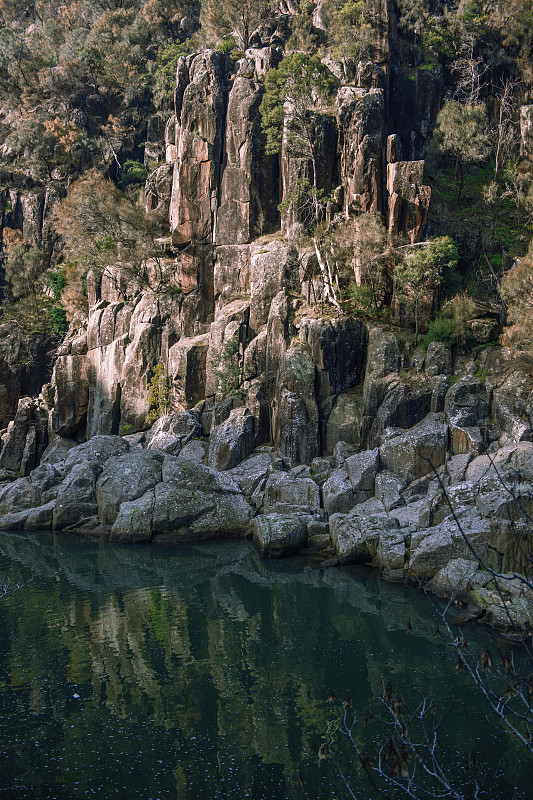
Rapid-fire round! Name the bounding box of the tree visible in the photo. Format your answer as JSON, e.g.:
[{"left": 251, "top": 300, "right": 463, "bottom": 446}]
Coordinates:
[
  {"left": 397, "top": 0, "right": 429, "bottom": 40},
  {"left": 2, "top": 227, "right": 48, "bottom": 322},
  {"left": 320, "top": 0, "right": 366, "bottom": 59},
  {"left": 321, "top": 213, "right": 390, "bottom": 313},
  {"left": 492, "top": 77, "right": 519, "bottom": 179},
  {"left": 431, "top": 100, "right": 491, "bottom": 203},
  {"left": 394, "top": 236, "right": 458, "bottom": 343},
  {"left": 261, "top": 52, "right": 335, "bottom": 160},
  {"left": 261, "top": 52, "right": 336, "bottom": 227},
  {"left": 146, "top": 362, "right": 171, "bottom": 424},
  {"left": 51, "top": 168, "right": 164, "bottom": 314},
  {"left": 500, "top": 238, "right": 533, "bottom": 349},
  {"left": 200, "top": 0, "right": 272, "bottom": 50}
]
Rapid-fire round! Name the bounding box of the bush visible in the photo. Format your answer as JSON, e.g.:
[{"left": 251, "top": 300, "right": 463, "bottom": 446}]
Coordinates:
[
  {"left": 422, "top": 316, "right": 456, "bottom": 347},
  {"left": 146, "top": 363, "right": 170, "bottom": 426},
  {"left": 423, "top": 292, "right": 477, "bottom": 350},
  {"left": 215, "top": 336, "right": 242, "bottom": 396},
  {"left": 119, "top": 160, "right": 148, "bottom": 191}
]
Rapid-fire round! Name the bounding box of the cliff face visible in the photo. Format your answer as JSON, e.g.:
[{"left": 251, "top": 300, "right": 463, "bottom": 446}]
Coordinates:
[
  {"left": 35, "top": 7, "right": 435, "bottom": 457},
  {"left": 2, "top": 4, "right": 533, "bottom": 633},
  {"left": 0, "top": 1, "right": 532, "bottom": 481}
]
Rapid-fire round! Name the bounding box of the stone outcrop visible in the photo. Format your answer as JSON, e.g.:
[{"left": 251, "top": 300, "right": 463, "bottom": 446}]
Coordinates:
[
  {"left": 336, "top": 87, "right": 385, "bottom": 216},
  {"left": 386, "top": 160, "right": 431, "bottom": 244},
  {"left": 0, "top": 321, "right": 53, "bottom": 429},
  {"left": 0, "top": 396, "right": 49, "bottom": 479},
  {"left": 2, "top": 7, "right": 533, "bottom": 637},
  {"left": 2, "top": 401, "right": 533, "bottom": 630},
  {"left": 216, "top": 73, "right": 278, "bottom": 245},
  {"left": 170, "top": 51, "right": 229, "bottom": 247}
]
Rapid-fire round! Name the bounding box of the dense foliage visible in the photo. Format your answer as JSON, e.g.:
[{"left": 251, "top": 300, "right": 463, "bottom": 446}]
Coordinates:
[{"left": 0, "top": 0, "right": 532, "bottom": 345}]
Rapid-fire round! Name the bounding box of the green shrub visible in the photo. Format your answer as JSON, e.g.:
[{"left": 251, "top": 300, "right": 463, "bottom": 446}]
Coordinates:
[
  {"left": 152, "top": 38, "right": 195, "bottom": 108},
  {"left": 216, "top": 36, "right": 237, "bottom": 55},
  {"left": 215, "top": 336, "right": 242, "bottom": 396},
  {"left": 423, "top": 317, "right": 456, "bottom": 348},
  {"left": 46, "top": 304, "right": 68, "bottom": 335},
  {"left": 119, "top": 160, "right": 148, "bottom": 191},
  {"left": 146, "top": 363, "right": 170, "bottom": 426}
]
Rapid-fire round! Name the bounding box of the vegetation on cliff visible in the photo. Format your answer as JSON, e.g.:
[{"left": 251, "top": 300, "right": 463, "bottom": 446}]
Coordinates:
[{"left": 0, "top": 0, "right": 531, "bottom": 354}]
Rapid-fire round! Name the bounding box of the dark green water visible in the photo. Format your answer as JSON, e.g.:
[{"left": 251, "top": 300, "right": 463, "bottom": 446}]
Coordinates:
[{"left": 0, "top": 531, "right": 530, "bottom": 800}]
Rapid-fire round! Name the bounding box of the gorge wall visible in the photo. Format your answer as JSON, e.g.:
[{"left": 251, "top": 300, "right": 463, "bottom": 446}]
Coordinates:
[
  {"left": 1, "top": 1, "right": 532, "bottom": 480},
  {"left": 1, "top": 2, "right": 533, "bottom": 631}
]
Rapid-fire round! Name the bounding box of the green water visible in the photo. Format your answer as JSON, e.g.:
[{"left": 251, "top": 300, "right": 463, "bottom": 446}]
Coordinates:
[{"left": 0, "top": 531, "right": 530, "bottom": 799}]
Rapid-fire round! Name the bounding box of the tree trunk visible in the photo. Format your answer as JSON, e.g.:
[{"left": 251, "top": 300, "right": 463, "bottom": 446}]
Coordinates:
[
  {"left": 456, "top": 159, "right": 464, "bottom": 205},
  {"left": 313, "top": 237, "right": 340, "bottom": 310}
]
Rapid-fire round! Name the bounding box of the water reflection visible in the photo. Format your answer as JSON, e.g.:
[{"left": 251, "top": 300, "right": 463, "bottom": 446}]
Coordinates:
[{"left": 0, "top": 532, "right": 530, "bottom": 799}]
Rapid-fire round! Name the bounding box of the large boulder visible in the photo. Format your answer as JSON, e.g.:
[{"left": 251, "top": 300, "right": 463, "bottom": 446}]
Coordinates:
[
  {"left": 146, "top": 411, "right": 202, "bottom": 455},
  {"left": 491, "top": 366, "right": 533, "bottom": 442},
  {"left": 379, "top": 413, "right": 448, "bottom": 484},
  {"left": 96, "top": 450, "right": 164, "bottom": 525},
  {"left": 375, "top": 470, "right": 407, "bottom": 511},
  {"left": 111, "top": 458, "right": 254, "bottom": 543},
  {"left": 408, "top": 508, "right": 490, "bottom": 580},
  {"left": 465, "top": 442, "right": 533, "bottom": 484},
  {"left": 251, "top": 512, "right": 312, "bottom": 557},
  {"left": 53, "top": 461, "right": 101, "bottom": 531},
  {"left": 299, "top": 317, "right": 368, "bottom": 408},
  {"left": 109, "top": 490, "right": 155, "bottom": 544},
  {"left": 322, "top": 469, "right": 357, "bottom": 516},
  {"left": 263, "top": 468, "right": 321, "bottom": 514},
  {"left": 63, "top": 436, "right": 130, "bottom": 474},
  {"left": 325, "top": 392, "right": 364, "bottom": 454},
  {"left": 329, "top": 511, "right": 400, "bottom": 564},
  {"left": 424, "top": 341, "right": 452, "bottom": 379},
  {"left": 368, "top": 378, "right": 433, "bottom": 446},
  {"left": 208, "top": 407, "right": 255, "bottom": 471},
  {"left": 153, "top": 464, "right": 253, "bottom": 542},
  {"left": 0, "top": 477, "right": 41, "bottom": 516},
  {"left": 444, "top": 377, "right": 489, "bottom": 428},
  {"left": 227, "top": 452, "right": 278, "bottom": 497},
  {"left": 345, "top": 448, "right": 380, "bottom": 499}
]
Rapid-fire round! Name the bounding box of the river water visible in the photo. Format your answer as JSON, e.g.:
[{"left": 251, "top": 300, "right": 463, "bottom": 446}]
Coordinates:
[{"left": 0, "top": 531, "right": 530, "bottom": 799}]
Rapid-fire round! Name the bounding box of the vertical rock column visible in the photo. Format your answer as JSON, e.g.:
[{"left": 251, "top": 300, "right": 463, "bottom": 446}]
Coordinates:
[
  {"left": 214, "top": 58, "right": 279, "bottom": 311},
  {"left": 170, "top": 50, "right": 230, "bottom": 305},
  {"left": 336, "top": 87, "right": 386, "bottom": 217},
  {"left": 386, "top": 143, "right": 431, "bottom": 244}
]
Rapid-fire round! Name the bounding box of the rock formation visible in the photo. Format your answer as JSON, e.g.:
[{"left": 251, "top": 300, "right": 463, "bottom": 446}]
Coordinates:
[{"left": 1, "top": 2, "right": 532, "bottom": 633}]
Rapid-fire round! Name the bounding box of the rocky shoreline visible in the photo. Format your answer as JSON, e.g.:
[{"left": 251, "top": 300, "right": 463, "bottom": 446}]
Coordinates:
[{"left": 1, "top": 398, "right": 533, "bottom": 634}]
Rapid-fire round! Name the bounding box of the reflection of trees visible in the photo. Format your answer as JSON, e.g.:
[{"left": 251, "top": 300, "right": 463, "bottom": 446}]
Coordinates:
[{"left": 0, "top": 533, "right": 525, "bottom": 798}]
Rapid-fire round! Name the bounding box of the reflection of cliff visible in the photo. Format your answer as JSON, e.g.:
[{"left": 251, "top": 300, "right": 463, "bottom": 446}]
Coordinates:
[{"left": 0, "top": 531, "right": 523, "bottom": 798}]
